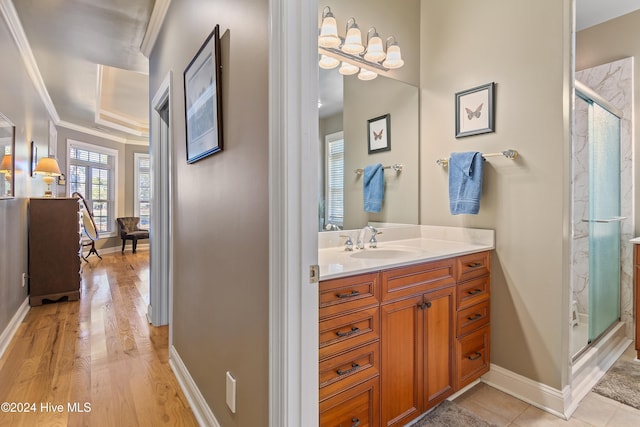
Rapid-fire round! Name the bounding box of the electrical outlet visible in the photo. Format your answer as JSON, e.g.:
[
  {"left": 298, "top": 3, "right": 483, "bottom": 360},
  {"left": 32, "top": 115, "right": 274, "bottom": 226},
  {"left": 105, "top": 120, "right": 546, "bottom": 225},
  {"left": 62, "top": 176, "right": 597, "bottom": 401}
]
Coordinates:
[
  {"left": 21, "top": 272, "right": 27, "bottom": 288},
  {"left": 226, "top": 371, "right": 236, "bottom": 413}
]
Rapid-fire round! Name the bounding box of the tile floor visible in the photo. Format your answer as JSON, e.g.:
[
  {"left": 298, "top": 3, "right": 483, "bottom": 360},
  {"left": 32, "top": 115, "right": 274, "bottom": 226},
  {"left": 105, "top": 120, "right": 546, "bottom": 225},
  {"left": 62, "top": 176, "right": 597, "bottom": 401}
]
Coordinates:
[{"left": 453, "top": 345, "right": 640, "bottom": 426}]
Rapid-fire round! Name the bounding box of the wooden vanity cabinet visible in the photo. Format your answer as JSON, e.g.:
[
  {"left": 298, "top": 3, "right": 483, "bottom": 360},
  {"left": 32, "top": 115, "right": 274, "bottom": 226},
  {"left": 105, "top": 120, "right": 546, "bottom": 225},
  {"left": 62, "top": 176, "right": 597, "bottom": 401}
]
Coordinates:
[
  {"left": 634, "top": 245, "right": 640, "bottom": 359},
  {"left": 380, "top": 260, "right": 456, "bottom": 427},
  {"left": 318, "top": 251, "right": 491, "bottom": 427}
]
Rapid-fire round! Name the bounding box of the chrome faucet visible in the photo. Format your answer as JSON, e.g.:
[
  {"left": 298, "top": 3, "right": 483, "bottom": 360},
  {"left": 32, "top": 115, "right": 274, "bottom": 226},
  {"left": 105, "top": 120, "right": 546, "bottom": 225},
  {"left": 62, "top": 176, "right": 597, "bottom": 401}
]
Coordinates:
[
  {"left": 357, "top": 225, "right": 381, "bottom": 249},
  {"left": 340, "top": 234, "right": 354, "bottom": 251}
]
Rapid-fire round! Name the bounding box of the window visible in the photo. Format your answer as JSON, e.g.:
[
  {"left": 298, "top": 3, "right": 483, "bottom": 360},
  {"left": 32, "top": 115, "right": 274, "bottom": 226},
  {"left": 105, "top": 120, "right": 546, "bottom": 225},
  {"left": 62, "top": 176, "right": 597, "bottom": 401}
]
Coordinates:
[
  {"left": 134, "top": 153, "right": 151, "bottom": 229},
  {"left": 325, "top": 131, "right": 344, "bottom": 227},
  {"left": 68, "top": 140, "right": 117, "bottom": 236}
]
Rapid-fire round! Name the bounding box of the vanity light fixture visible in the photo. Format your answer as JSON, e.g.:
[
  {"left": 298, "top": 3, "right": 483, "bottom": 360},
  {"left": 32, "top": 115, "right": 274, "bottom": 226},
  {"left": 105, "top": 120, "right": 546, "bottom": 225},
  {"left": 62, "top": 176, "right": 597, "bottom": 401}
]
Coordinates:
[
  {"left": 318, "top": 6, "right": 404, "bottom": 78},
  {"left": 33, "top": 156, "right": 61, "bottom": 197}
]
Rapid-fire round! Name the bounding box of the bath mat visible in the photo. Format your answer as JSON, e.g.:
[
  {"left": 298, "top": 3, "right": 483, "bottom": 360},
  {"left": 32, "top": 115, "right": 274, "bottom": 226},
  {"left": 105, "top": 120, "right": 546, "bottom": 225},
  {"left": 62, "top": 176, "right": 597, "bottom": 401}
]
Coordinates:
[
  {"left": 411, "top": 400, "right": 497, "bottom": 427},
  {"left": 592, "top": 359, "right": 640, "bottom": 410}
]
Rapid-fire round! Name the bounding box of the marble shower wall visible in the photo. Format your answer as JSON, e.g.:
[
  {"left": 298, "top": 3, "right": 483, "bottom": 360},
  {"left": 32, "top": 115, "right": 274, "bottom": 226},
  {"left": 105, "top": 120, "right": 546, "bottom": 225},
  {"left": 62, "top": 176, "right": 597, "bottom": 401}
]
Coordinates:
[{"left": 572, "top": 57, "right": 634, "bottom": 340}]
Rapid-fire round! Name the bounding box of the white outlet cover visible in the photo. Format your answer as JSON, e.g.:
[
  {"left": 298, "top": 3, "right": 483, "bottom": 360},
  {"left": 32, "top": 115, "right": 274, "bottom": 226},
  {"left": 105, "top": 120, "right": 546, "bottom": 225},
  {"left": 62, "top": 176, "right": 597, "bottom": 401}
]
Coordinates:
[{"left": 226, "top": 371, "right": 236, "bottom": 413}]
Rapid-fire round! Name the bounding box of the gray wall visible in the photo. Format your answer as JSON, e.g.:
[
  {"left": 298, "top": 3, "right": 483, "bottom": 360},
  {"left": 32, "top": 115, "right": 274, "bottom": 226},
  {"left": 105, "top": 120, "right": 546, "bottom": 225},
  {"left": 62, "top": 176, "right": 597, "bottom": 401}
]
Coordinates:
[
  {"left": 419, "top": 0, "right": 572, "bottom": 389},
  {"left": 0, "top": 14, "right": 51, "bottom": 336},
  {"left": 149, "top": 0, "right": 269, "bottom": 425},
  {"left": 576, "top": 10, "right": 640, "bottom": 236}
]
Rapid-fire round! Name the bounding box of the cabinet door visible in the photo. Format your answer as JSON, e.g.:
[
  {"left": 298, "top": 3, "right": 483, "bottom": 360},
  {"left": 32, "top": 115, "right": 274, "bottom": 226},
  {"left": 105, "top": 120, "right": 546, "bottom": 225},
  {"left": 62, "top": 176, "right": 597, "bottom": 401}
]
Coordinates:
[
  {"left": 380, "top": 295, "right": 423, "bottom": 427},
  {"left": 423, "top": 286, "right": 455, "bottom": 409}
]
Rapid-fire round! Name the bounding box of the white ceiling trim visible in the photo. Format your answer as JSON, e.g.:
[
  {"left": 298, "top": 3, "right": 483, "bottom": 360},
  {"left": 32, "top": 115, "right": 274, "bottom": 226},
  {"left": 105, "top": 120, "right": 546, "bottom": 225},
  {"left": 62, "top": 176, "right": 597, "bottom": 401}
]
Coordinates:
[
  {"left": 95, "top": 112, "right": 149, "bottom": 137},
  {"left": 140, "top": 0, "right": 171, "bottom": 58},
  {"left": 57, "top": 120, "right": 127, "bottom": 144},
  {"left": 0, "top": 0, "right": 60, "bottom": 123}
]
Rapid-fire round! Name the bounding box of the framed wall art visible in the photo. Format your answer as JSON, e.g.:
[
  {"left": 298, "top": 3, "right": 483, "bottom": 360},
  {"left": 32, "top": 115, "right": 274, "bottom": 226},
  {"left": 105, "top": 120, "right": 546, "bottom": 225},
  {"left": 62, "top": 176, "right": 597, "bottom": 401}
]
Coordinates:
[
  {"left": 184, "top": 24, "right": 223, "bottom": 163},
  {"left": 30, "top": 140, "right": 37, "bottom": 177},
  {"left": 455, "top": 82, "right": 495, "bottom": 138},
  {"left": 367, "top": 113, "right": 391, "bottom": 154}
]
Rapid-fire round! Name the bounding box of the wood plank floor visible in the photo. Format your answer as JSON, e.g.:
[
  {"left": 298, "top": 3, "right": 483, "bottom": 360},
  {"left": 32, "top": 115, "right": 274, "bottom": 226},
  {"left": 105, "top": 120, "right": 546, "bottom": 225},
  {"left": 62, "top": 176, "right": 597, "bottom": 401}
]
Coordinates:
[{"left": 0, "top": 251, "right": 198, "bottom": 427}]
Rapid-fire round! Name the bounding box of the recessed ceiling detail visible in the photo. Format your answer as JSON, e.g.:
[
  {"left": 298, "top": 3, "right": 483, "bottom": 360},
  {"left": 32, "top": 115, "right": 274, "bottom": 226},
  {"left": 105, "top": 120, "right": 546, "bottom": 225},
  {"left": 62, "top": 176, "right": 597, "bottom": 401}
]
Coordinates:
[{"left": 96, "top": 65, "right": 149, "bottom": 137}]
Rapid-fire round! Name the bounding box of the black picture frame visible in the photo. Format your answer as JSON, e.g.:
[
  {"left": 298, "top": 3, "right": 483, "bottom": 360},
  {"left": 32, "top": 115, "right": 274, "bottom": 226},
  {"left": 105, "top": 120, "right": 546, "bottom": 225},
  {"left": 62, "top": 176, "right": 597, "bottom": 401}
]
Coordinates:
[
  {"left": 30, "top": 140, "right": 37, "bottom": 177},
  {"left": 367, "top": 113, "right": 391, "bottom": 154},
  {"left": 455, "top": 82, "right": 495, "bottom": 138},
  {"left": 184, "top": 25, "right": 223, "bottom": 164}
]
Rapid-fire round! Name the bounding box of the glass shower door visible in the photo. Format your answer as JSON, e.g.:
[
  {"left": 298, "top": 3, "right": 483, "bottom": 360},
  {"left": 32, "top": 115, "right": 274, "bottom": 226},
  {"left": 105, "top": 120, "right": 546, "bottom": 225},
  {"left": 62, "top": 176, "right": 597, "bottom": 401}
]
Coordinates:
[{"left": 587, "top": 101, "right": 621, "bottom": 343}]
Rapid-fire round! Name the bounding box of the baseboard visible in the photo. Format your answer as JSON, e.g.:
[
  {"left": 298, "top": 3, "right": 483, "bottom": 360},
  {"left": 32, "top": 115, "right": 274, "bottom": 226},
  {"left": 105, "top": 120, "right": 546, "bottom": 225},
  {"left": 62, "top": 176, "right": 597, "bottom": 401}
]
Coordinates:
[
  {"left": 0, "top": 297, "right": 30, "bottom": 360},
  {"left": 481, "top": 364, "right": 567, "bottom": 419},
  {"left": 169, "top": 345, "right": 221, "bottom": 427}
]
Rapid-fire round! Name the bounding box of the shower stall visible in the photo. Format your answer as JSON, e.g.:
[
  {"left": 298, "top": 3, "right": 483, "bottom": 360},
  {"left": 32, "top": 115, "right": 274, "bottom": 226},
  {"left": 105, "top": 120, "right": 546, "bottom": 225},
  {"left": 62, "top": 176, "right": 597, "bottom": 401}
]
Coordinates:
[{"left": 571, "top": 80, "right": 623, "bottom": 358}]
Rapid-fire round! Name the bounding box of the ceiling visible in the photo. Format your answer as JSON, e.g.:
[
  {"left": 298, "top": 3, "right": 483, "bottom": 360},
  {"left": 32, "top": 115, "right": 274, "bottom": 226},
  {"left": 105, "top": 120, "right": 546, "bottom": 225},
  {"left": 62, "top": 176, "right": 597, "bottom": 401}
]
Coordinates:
[
  {"left": 4, "top": 1, "right": 639, "bottom": 141},
  {"left": 9, "top": 0, "right": 161, "bottom": 143}
]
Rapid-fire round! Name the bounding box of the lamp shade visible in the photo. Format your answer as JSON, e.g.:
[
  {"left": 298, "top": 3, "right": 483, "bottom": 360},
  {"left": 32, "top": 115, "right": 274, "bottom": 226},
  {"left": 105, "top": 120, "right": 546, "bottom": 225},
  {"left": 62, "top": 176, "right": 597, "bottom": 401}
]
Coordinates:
[
  {"left": 0, "top": 154, "right": 11, "bottom": 173},
  {"left": 341, "top": 19, "right": 364, "bottom": 54},
  {"left": 364, "top": 28, "right": 386, "bottom": 62},
  {"left": 319, "top": 55, "right": 339, "bottom": 69},
  {"left": 383, "top": 43, "right": 404, "bottom": 69},
  {"left": 357, "top": 68, "right": 377, "bottom": 81},
  {"left": 318, "top": 8, "right": 340, "bottom": 48},
  {"left": 34, "top": 157, "right": 62, "bottom": 176},
  {"left": 338, "top": 62, "right": 359, "bottom": 76}
]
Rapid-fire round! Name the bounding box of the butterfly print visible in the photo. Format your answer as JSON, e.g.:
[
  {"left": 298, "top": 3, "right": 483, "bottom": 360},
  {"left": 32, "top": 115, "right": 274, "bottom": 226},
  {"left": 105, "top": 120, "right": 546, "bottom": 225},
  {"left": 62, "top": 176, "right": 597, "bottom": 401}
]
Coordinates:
[
  {"left": 465, "top": 103, "right": 483, "bottom": 120},
  {"left": 373, "top": 129, "right": 384, "bottom": 140}
]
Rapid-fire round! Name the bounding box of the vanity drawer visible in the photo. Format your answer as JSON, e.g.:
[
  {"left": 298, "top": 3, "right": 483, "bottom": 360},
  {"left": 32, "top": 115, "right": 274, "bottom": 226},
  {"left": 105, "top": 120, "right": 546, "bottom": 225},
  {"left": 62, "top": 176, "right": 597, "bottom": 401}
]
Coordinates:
[
  {"left": 456, "top": 325, "right": 490, "bottom": 389},
  {"left": 456, "top": 300, "right": 490, "bottom": 337},
  {"left": 456, "top": 252, "right": 490, "bottom": 282},
  {"left": 380, "top": 259, "right": 455, "bottom": 302},
  {"left": 320, "top": 273, "right": 380, "bottom": 319},
  {"left": 320, "top": 341, "right": 380, "bottom": 401},
  {"left": 320, "top": 307, "right": 380, "bottom": 360},
  {"left": 456, "top": 275, "right": 490, "bottom": 310},
  {"left": 320, "top": 376, "right": 380, "bottom": 427}
]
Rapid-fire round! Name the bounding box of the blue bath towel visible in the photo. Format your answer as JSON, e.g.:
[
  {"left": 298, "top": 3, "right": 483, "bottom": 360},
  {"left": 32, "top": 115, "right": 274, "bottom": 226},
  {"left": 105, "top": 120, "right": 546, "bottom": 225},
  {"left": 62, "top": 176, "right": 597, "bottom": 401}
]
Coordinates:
[
  {"left": 363, "top": 163, "right": 384, "bottom": 213},
  {"left": 449, "top": 152, "right": 483, "bottom": 215}
]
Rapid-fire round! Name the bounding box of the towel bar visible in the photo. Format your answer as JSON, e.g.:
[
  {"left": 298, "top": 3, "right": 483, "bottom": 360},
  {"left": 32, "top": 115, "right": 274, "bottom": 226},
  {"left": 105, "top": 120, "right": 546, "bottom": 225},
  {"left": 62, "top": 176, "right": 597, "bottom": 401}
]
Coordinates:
[
  {"left": 436, "top": 149, "right": 518, "bottom": 167},
  {"left": 354, "top": 163, "right": 404, "bottom": 175}
]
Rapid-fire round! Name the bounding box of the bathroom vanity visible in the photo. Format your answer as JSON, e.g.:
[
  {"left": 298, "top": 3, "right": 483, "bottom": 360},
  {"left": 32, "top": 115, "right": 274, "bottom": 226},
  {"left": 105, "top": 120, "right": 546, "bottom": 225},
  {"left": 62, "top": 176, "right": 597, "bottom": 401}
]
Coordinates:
[{"left": 318, "top": 225, "right": 494, "bottom": 427}]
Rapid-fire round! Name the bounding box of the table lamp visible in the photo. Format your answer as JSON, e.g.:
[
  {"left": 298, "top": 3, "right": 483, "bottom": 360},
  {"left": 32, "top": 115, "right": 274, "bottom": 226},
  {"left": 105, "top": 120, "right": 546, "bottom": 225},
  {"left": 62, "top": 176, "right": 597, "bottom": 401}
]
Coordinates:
[{"left": 34, "top": 156, "right": 62, "bottom": 197}]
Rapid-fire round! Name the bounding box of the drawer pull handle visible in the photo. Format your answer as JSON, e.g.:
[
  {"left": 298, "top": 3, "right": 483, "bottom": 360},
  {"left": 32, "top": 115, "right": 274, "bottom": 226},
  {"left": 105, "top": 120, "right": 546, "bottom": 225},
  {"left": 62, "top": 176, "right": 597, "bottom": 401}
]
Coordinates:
[
  {"left": 467, "top": 289, "right": 482, "bottom": 295},
  {"left": 467, "top": 262, "right": 483, "bottom": 268},
  {"left": 417, "top": 301, "right": 433, "bottom": 310},
  {"left": 337, "top": 363, "right": 360, "bottom": 376},
  {"left": 336, "top": 290, "right": 360, "bottom": 299},
  {"left": 336, "top": 326, "right": 360, "bottom": 337},
  {"left": 467, "top": 313, "right": 482, "bottom": 321},
  {"left": 467, "top": 352, "right": 482, "bottom": 361},
  {"left": 351, "top": 418, "right": 361, "bottom": 427}
]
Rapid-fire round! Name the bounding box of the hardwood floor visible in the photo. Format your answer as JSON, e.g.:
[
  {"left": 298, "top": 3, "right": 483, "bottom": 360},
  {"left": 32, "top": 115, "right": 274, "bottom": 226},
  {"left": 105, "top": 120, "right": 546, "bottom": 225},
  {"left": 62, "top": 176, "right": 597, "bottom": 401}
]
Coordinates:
[{"left": 0, "top": 251, "right": 198, "bottom": 427}]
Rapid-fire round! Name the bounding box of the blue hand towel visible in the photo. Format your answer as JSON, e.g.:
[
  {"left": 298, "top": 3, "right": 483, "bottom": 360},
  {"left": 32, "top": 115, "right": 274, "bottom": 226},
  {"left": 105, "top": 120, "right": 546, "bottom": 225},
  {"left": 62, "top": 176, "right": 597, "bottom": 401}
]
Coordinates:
[
  {"left": 363, "top": 163, "right": 384, "bottom": 213},
  {"left": 449, "top": 152, "right": 483, "bottom": 215}
]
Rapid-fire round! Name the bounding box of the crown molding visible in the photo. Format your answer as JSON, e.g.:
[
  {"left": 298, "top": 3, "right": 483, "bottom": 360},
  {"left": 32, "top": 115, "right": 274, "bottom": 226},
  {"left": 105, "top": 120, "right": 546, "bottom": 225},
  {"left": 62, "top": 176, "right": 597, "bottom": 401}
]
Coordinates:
[
  {"left": 140, "top": 0, "right": 171, "bottom": 58},
  {"left": 0, "top": 0, "right": 60, "bottom": 123},
  {"left": 57, "top": 120, "right": 127, "bottom": 144}
]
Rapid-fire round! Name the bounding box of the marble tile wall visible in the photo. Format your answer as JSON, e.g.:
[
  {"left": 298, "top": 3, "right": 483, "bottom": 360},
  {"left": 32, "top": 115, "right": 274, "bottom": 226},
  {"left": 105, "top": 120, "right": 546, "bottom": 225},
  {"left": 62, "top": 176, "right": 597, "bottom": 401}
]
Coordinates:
[{"left": 572, "top": 57, "right": 634, "bottom": 345}]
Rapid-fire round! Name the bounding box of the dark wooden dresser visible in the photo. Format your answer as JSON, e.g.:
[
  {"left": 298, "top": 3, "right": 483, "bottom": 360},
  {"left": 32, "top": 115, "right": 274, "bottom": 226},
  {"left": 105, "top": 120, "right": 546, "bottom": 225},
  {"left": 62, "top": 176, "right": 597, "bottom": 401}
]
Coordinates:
[{"left": 28, "top": 198, "right": 81, "bottom": 306}]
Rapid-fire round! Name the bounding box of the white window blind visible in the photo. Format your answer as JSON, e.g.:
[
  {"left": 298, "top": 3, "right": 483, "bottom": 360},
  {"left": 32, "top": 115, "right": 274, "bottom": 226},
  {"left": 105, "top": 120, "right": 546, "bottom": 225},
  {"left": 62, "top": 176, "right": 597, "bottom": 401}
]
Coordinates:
[
  {"left": 68, "top": 141, "right": 117, "bottom": 235},
  {"left": 325, "top": 132, "right": 344, "bottom": 227},
  {"left": 134, "top": 153, "right": 151, "bottom": 229}
]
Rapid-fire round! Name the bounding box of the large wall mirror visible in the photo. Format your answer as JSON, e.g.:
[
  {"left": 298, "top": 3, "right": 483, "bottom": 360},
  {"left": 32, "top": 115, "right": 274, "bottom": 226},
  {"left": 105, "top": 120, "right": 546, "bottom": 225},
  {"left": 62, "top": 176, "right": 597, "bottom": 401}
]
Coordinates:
[
  {"left": 0, "top": 113, "right": 15, "bottom": 199},
  {"left": 318, "top": 0, "right": 420, "bottom": 231}
]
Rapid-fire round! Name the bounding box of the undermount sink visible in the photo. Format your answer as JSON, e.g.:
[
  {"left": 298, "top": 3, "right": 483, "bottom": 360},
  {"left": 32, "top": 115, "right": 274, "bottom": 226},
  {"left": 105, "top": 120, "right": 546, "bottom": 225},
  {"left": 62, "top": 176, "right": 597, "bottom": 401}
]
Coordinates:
[{"left": 349, "top": 248, "right": 419, "bottom": 260}]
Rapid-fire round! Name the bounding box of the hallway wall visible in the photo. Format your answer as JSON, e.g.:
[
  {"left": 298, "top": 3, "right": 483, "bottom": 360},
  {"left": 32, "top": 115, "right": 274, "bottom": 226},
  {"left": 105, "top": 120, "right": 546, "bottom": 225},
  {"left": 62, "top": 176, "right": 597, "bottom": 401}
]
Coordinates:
[{"left": 149, "top": 0, "right": 269, "bottom": 425}]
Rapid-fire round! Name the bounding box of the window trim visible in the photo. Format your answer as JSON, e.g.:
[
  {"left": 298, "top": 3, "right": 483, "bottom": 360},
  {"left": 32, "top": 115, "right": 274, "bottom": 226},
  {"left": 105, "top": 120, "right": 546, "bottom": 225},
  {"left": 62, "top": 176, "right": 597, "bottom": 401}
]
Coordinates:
[
  {"left": 67, "top": 139, "right": 119, "bottom": 238},
  {"left": 134, "top": 152, "right": 151, "bottom": 230},
  {"left": 324, "top": 131, "right": 344, "bottom": 228}
]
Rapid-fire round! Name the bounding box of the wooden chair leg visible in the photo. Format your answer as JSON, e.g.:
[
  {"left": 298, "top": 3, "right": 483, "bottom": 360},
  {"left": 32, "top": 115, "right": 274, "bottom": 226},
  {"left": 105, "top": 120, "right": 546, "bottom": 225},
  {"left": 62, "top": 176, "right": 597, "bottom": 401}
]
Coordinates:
[
  {"left": 132, "top": 238, "right": 138, "bottom": 254},
  {"left": 122, "top": 239, "right": 126, "bottom": 253}
]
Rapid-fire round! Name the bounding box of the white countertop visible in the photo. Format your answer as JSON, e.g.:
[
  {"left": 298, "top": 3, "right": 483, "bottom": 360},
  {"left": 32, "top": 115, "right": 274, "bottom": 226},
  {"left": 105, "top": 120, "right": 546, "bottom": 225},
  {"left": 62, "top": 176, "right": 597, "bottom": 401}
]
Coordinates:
[
  {"left": 318, "top": 224, "right": 495, "bottom": 280},
  {"left": 630, "top": 237, "right": 640, "bottom": 244}
]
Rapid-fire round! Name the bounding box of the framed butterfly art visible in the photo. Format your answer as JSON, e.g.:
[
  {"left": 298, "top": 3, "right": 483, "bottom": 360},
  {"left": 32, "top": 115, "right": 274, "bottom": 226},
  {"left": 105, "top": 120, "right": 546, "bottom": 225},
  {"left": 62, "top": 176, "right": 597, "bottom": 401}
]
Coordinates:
[
  {"left": 367, "top": 113, "right": 391, "bottom": 154},
  {"left": 455, "top": 82, "right": 495, "bottom": 138}
]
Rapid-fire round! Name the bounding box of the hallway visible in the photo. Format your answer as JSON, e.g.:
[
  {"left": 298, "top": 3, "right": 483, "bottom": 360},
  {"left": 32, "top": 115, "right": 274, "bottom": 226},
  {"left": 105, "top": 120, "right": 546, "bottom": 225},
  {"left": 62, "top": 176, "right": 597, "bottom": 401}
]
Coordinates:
[{"left": 0, "top": 252, "right": 198, "bottom": 426}]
